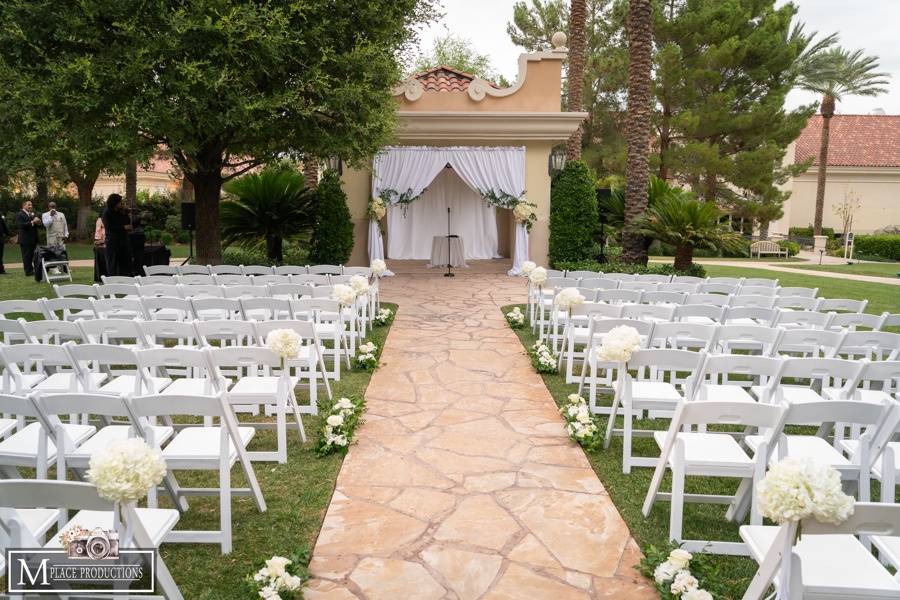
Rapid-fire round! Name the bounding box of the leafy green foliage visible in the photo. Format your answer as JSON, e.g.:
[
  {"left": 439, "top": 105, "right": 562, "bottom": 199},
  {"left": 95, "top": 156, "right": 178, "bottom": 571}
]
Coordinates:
[
  {"left": 549, "top": 160, "right": 598, "bottom": 265},
  {"left": 221, "top": 167, "right": 314, "bottom": 263},
  {"left": 853, "top": 235, "right": 900, "bottom": 261},
  {"left": 411, "top": 34, "right": 508, "bottom": 85},
  {"left": 309, "top": 171, "right": 354, "bottom": 265},
  {"left": 789, "top": 225, "right": 835, "bottom": 238},
  {"left": 552, "top": 260, "right": 707, "bottom": 279},
  {"left": 638, "top": 542, "right": 732, "bottom": 599},
  {"left": 600, "top": 175, "right": 676, "bottom": 229},
  {"left": 778, "top": 240, "right": 800, "bottom": 257}
]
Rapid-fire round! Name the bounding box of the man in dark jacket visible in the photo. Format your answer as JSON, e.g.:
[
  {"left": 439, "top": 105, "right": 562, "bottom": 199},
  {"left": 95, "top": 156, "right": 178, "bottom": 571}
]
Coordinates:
[
  {"left": 0, "top": 212, "right": 9, "bottom": 274},
  {"left": 15, "top": 200, "right": 41, "bottom": 276}
]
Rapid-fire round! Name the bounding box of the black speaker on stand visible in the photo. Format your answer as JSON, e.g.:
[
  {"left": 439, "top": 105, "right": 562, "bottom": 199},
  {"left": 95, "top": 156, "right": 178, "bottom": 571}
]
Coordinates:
[
  {"left": 180, "top": 202, "right": 195, "bottom": 266},
  {"left": 596, "top": 188, "right": 611, "bottom": 264}
]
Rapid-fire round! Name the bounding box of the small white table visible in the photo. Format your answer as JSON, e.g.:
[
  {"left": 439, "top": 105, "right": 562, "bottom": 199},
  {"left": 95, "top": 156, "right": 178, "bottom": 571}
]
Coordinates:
[{"left": 428, "top": 236, "right": 467, "bottom": 268}]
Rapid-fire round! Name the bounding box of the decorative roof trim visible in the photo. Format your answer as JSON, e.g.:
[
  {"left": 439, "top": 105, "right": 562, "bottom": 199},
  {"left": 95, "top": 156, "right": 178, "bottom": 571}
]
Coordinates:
[{"left": 395, "top": 111, "right": 588, "bottom": 142}]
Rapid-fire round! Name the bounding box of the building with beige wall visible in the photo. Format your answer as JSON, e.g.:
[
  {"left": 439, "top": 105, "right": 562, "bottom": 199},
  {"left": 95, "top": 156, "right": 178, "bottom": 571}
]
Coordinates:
[
  {"left": 340, "top": 33, "right": 585, "bottom": 267},
  {"left": 92, "top": 155, "right": 182, "bottom": 198},
  {"left": 772, "top": 114, "right": 900, "bottom": 236}
]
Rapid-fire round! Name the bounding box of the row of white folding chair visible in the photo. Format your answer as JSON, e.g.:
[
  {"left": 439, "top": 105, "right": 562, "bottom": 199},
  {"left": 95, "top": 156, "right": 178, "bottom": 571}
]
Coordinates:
[
  {"left": 0, "top": 479, "right": 186, "bottom": 595},
  {"left": 0, "top": 391, "right": 264, "bottom": 555},
  {"left": 556, "top": 272, "right": 777, "bottom": 287},
  {"left": 144, "top": 263, "right": 372, "bottom": 277}
]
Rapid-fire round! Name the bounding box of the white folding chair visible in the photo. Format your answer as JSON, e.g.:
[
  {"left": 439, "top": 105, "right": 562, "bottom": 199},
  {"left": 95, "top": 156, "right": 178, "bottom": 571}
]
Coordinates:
[
  {"left": 0, "top": 343, "right": 100, "bottom": 397},
  {"left": 223, "top": 284, "right": 268, "bottom": 300},
  {"left": 126, "top": 393, "right": 265, "bottom": 554},
  {"left": 273, "top": 265, "right": 307, "bottom": 276},
  {"left": 0, "top": 320, "right": 27, "bottom": 346},
  {"left": 597, "top": 289, "right": 643, "bottom": 305},
  {"left": 621, "top": 303, "right": 675, "bottom": 323},
  {"left": 134, "top": 348, "right": 222, "bottom": 397},
  {"left": 308, "top": 265, "right": 342, "bottom": 275},
  {"left": 641, "top": 400, "right": 786, "bottom": 554},
  {"left": 686, "top": 293, "right": 731, "bottom": 307},
  {"left": 178, "top": 264, "right": 211, "bottom": 275},
  {"left": 268, "top": 283, "right": 309, "bottom": 301},
  {"left": 178, "top": 284, "right": 224, "bottom": 298},
  {"left": 195, "top": 320, "right": 258, "bottom": 348},
  {"left": 290, "top": 298, "right": 351, "bottom": 380},
  {"left": 565, "top": 270, "right": 598, "bottom": 281},
  {"left": 693, "top": 353, "right": 785, "bottom": 404},
  {"left": 0, "top": 479, "right": 184, "bottom": 599},
  {"left": 730, "top": 295, "right": 776, "bottom": 309},
  {"left": 724, "top": 306, "right": 778, "bottom": 327},
  {"left": 251, "top": 274, "right": 291, "bottom": 286},
  {"left": 738, "top": 286, "right": 778, "bottom": 297},
  {"left": 0, "top": 300, "right": 47, "bottom": 322},
  {"left": 144, "top": 264, "right": 179, "bottom": 276},
  {"left": 214, "top": 274, "right": 252, "bottom": 286},
  {"left": 40, "top": 297, "right": 95, "bottom": 322},
  {"left": 559, "top": 303, "right": 622, "bottom": 383},
  {"left": 827, "top": 311, "right": 888, "bottom": 333},
  {"left": 604, "top": 349, "right": 706, "bottom": 473},
  {"left": 580, "top": 318, "right": 655, "bottom": 410},
  {"left": 579, "top": 277, "right": 619, "bottom": 291},
  {"left": 68, "top": 344, "right": 171, "bottom": 397},
  {"left": 241, "top": 265, "right": 274, "bottom": 276},
  {"left": 210, "top": 264, "right": 243, "bottom": 275},
  {"left": 619, "top": 281, "right": 658, "bottom": 292},
  {"left": 240, "top": 297, "right": 292, "bottom": 321},
  {"left": 742, "top": 277, "right": 777, "bottom": 288},
  {"left": 636, "top": 274, "right": 672, "bottom": 284},
  {"left": 741, "top": 503, "right": 900, "bottom": 600},
  {"left": 190, "top": 297, "right": 244, "bottom": 321},
  {"left": 255, "top": 320, "right": 332, "bottom": 404},
  {"left": 139, "top": 320, "right": 202, "bottom": 350},
  {"left": 698, "top": 282, "right": 738, "bottom": 295},
  {"left": 177, "top": 274, "right": 215, "bottom": 285},
  {"left": 674, "top": 304, "right": 726, "bottom": 325},
  {"left": 774, "top": 295, "right": 821, "bottom": 311},
  {"left": 95, "top": 283, "right": 140, "bottom": 299},
  {"left": 138, "top": 283, "right": 183, "bottom": 298},
  {"left": 754, "top": 357, "right": 864, "bottom": 408},
  {"left": 836, "top": 331, "right": 900, "bottom": 361},
  {"left": 770, "top": 328, "right": 844, "bottom": 358},
  {"left": 648, "top": 321, "right": 716, "bottom": 352},
  {"left": 208, "top": 346, "right": 306, "bottom": 463},
  {"left": 773, "top": 309, "right": 833, "bottom": 330},
  {"left": 712, "top": 324, "right": 782, "bottom": 355},
  {"left": 54, "top": 283, "right": 99, "bottom": 299},
  {"left": 20, "top": 319, "right": 86, "bottom": 345},
  {"left": 138, "top": 274, "right": 178, "bottom": 285},
  {"left": 671, "top": 275, "right": 707, "bottom": 284},
  {"left": 141, "top": 296, "right": 195, "bottom": 321},
  {"left": 665, "top": 282, "right": 700, "bottom": 294},
  {"left": 90, "top": 297, "right": 147, "bottom": 320},
  {"left": 818, "top": 298, "right": 868, "bottom": 314},
  {"left": 78, "top": 318, "right": 148, "bottom": 349},
  {"left": 642, "top": 291, "right": 687, "bottom": 305},
  {"left": 709, "top": 277, "right": 744, "bottom": 286},
  {"left": 291, "top": 274, "right": 330, "bottom": 286},
  {"left": 777, "top": 286, "right": 818, "bottom": 298},
  {"left": 600, "top": 272, "right": 636, "bottom": 281}
]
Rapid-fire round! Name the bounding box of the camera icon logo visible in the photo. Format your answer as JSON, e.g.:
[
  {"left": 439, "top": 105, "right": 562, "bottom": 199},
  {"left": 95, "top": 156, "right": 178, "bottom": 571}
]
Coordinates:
[{"left": 66, "top": 528, "right": 120, "bottom": 560}]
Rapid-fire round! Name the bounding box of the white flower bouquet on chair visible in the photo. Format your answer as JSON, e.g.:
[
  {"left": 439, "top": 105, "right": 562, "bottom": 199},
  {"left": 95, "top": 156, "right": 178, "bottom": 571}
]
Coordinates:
[
  {"left": 331, "top": 284, "right": 357, "bottom": 306},
  {"left": 520, "top": 261, "right": 536, "bottom": 277},
  {"left": 349, "top": 275, "right": 370, "bottom": 297},
  {"left": 528, "top": 266, "right": 547, "bottom": 287},
  {"left": 554, "top": 287, "right": 584, "bottom": 311},
  {"left": 371, "top": 259, "right": 387, "bottom": 278},
  {"left": 596, "top": 325, "right": 642, "bottom": 363},
  {"left": 315, "top": 396, "right": 365, "bottom": 457},
  {"left": 266, "top": 329, "right": 302, "bottom": 362},
  {"left": 246, "top": 551, "right": 308, "bottom": 599}
]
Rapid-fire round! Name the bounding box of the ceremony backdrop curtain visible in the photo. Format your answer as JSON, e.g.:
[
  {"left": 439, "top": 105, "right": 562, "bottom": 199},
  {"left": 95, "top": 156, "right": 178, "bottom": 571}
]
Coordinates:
[
  {"left": 370, "top": 146, "right": 528, "bottom": 275},
  {"left": 386, "top": 169, "right": 500, "bottom": 260}
]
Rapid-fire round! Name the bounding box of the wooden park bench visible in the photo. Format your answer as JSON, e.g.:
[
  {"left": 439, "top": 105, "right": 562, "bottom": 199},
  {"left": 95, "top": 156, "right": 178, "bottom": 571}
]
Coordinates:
[{"left": 749, "top": 240, "right": 788, "bottom": 259}]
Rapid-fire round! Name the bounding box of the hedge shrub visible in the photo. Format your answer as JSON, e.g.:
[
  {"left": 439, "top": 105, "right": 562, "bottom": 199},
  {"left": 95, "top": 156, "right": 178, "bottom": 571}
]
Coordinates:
[
  {"left": 309, "top": 170, "right": 354, "bottom": 265},
  {"left": 777, "top": 240, "right": 800, "bottom": 256},
  {"left": 553, "top": 260, "right": 707, "bottom": 279},
  {"left": 853, "top": 235, "right": 900, "bottom": 261},
  {"left": 549, "top": 160, "right": 597, "bottom": 265},
  {"left": 789, "top": 225, "right": 835, "bottom": 238}
]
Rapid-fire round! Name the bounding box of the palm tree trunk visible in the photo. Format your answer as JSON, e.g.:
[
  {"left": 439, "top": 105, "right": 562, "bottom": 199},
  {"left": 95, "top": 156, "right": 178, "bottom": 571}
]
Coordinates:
[
  {"left": 303, "top": 158, "right": 319, "bottom": 190},
  {"left": 620, "top": 0, "right": 653, "bottom": 265},
  {"left": 813, "top": 94, "right": 835, "bottom": 236},
  {"left": 565, "top": 0, "right": 587, "bottom": 159},
  {"left": 673, "top": 243, "right": 693, "bottom": 272}
]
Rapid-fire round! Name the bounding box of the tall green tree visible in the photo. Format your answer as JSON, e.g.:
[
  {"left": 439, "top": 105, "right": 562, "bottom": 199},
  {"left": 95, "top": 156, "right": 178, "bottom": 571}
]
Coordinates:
[
  {"left": 309, "top": 170, "right": 354, "bottom": 265},
  {"left": 412, "top": 34, "right": 508, "bottom": 85},
  {"left": 1, "top": 0, "right": 436, "bottom": 263},
  {"left": 549, "top": 160, "right": 598, "bottom": 264},
  {"left": 565, "top": 0, "right": 588, "bottom": 159},
  {"left": 795, "top": 47, "right": 888, "bottom": 235},
  {"left": 621, "top": 0, "right": 653, "bottom": 265}
]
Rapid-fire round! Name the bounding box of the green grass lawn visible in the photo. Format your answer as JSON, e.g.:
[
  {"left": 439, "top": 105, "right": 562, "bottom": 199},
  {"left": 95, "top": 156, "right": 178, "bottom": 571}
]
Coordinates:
[
  {"left": 0, "top": 271, "right": 396, "bottom": 597},
  {"left": 2, "top": 241, "right": 189, "bottom": 264},
  {"left": 651, "top": 256, "right": 807, "bottom": 263},
  {"left": 0, "top": 268, "right": 96, "bottom": 302},
  {"left": 787, "top": 261, "right": 900, "bottom": 280}
]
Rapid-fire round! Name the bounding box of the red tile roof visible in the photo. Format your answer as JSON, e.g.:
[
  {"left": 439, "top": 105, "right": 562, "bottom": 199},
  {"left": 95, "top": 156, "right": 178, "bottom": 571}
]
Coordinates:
[
  {"left": 413, "top": 65, "right": 496, "bottom": 92},
  {"left": 795, "top": 114, "right": 900, "bottom": 168}
]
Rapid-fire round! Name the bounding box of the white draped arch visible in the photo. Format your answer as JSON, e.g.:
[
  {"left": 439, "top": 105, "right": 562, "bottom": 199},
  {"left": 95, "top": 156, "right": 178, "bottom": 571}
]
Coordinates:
[{"left": 368, "top": 146, "right": 529, "bottom": 276}]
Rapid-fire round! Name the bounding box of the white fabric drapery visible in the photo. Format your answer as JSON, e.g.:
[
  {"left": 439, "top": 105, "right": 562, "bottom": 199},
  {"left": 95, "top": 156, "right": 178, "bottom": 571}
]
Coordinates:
[
  {"left": 387, "top": 169, "right": 500, "bottom": 261},
  {"left": 369, "top": 146, "right": 529, "bottom": 275}
]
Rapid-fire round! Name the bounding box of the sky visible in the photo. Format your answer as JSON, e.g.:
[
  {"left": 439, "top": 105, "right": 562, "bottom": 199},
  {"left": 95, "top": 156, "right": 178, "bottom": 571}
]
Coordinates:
[{"left": 417, "top": 0, "right": 899, "bottom": 115}]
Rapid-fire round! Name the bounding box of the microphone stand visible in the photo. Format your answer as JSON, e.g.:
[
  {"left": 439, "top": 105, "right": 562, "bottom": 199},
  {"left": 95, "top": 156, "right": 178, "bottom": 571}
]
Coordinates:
[{"left": 444, "top": 206, "right": 454, "bottom": 277}]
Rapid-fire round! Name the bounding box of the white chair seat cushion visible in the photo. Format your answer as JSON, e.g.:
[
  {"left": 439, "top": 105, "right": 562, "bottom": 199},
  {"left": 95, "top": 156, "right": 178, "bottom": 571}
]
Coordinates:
[
  {"left": 161, "top": 426, "right": 255, "bottom": 467},
  {"left": 753, "top": 384, "right": 823, "bottom": 404},
  {"left": 17, "top": 374, "right": 46, "bottom": 390},
  {"left": 617, "top": 381, "right": 683, "bottom": 410},
  {"left": 45, "top": 508, "right": 179, "bottom": 548},
  {"left": 99, "top": 375, "right": 171, "bottom": 396},
  {"left": 0, "top": 507, "right": 59, "bottom": 540},
  {"left": 746, "top": 435, "right": 852, "bottom": 470},
  {"left": 314, "top": 323, "right": 342, "bottom": 338},
  {"left": 35, "top": 372, "right": 107, "bottom": 392},
  {"left": 0, "top": 422, "right": 95, "bottom": 463},
  {"left": 727, "top": 318, "right": 764, "bottom": 327},
  {"left": 160, "top": 378, "right": 215, "bottom": 396},
  {"left": 68, "top": 425, "right": 174, "bottom": 461},
  {"left": 0, "top": 418, "right": 16, "bottom": 438},
  {"left": 840, "top": 440, "right": 900, "bottom": 479},
  {"left": 740, "top": 525, "right": 900, "bottom": 597},
  {"left": 653, "top": 431, "right": 753, "bottom": 474},
  {"left": 228, "top": 376, "right": 300, "bottom": 398},
  {"left": 681, "top": 316, "right": 715, "bottom": 325},
  {"left": 697, "top": 384, "right": 756, "bottom": 403},
  {"left": 823, "top": 387, "right": 890, "bottom": 404}
]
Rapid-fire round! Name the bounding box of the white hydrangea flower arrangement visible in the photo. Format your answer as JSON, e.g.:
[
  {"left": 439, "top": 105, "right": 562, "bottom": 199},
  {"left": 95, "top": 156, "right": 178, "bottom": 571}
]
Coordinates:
[
  {"left": 266, "top": 329, "right": 302, "bottom": 362},
  {"left": 246, "top": 552, "right": 308, "bottom": 599},
  {"left": 374, "top": 307, "right": 394, "bottom": 326},
  {"left": 596, "top": 325, "right": 642, "bottom": 363},
  {"left": 86, "top": 438, "right": 167, "bottom": 503},
  {"left": 316, "top": 396, "right": 365, "bottom": 457},
  {"left": 370, "top": 259, "right": 387, "bottom": 278},
  {"left": 356, "top": 340, "right": 378, "bottom": 371},
  {"left": 554, "top": 287, "right": 585, "bottom": 311},
  {"left": 367, "top": 197, "right": 387, "bottom": 221},
  {"left": 505, "top": 306, "right": 525, "bottom": 329},
  {"left": 520, "top": 261, "right": 536, "bottom": 277},
  {"left": 528, "top": 266, "right": 547, "bottom": 287},
  {"left": 512, "top": 201, "right": 537, "bottom": 231},
  {"left": 559, "top": 394, "right": 602, "bottom": 450},
  {"left": 641, "top": 547, "right": 716, "bottom": 599},
  {"left": 349, "top": 275, "right": 370, "bottom": 297},
  {"left": 757, "top": 457, "right": 854, "bottom": 526},
  {"left": 529, "top": 340, "right": 558, "bottom": 374},
  {"left": 331, "top": 283, "right": 357, "bottom": 306}
]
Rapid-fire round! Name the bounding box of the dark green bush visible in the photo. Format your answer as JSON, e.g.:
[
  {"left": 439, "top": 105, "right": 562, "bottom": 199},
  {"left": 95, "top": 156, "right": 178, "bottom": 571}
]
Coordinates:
[
  {"left": 553, "top": 260, "right": 707, "bottom": 279},
  {"left": 222, "top": 243, "right": 308, "bottom": 267},
  {"left": 853, "top": 235, "right": 900, "bottom": 261},
  {"left": 789, "top": 225, "right": 835, "bottom": 238},
  {"left": 309, "top": 170, "right": 354, "bottom": 265},
  {"left": 549, "top": 160, "right": 597, "bottom": 265},
  {"left": 652, "top": 238, "right": 750, "bottom": 258},
  {"left": 778, "top": 240, "right": 800, "bottom": 256}
]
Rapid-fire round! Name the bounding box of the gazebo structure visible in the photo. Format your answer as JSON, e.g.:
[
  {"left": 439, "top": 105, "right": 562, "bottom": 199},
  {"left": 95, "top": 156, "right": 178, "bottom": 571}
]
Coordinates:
[{"left": 341, "top": 32, "right": 587, "bottom": 271}]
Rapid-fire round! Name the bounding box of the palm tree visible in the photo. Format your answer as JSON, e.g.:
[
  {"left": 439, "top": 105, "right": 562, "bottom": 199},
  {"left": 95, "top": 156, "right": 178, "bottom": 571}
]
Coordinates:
[
  {"left": 565, "top": 0, "right": 587, "bottom": 159},
  {"left": 620, "top": 0, "right": 653, "bottom": 264},
  {"left": 635, "top": 191, "right": 744, "bottom": 271},
  {"left": 221, "top": 167, "right": 315, "bottom": 263},
  {"left": 796, "top": 47, "right": 888, "bottom": 235}
]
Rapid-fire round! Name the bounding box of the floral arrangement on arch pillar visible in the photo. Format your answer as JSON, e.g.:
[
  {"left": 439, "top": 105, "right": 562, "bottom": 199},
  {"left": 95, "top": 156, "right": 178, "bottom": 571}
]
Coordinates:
[
  {"left": 367, "top": 197, "right": 387, "bottom": 234},
  {"left": 512, "top": 200, "right": 537, "bottom": 232}
]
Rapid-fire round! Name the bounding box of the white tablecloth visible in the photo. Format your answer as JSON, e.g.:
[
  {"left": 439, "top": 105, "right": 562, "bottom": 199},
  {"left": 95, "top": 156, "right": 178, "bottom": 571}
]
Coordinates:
[{"left": 428, "top": 236, "right": 467, "bottom": 268}]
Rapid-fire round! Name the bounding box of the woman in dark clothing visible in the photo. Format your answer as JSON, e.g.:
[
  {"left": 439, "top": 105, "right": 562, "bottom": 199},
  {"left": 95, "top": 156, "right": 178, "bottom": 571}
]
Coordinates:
[
  {"left": 129, "top": 212, "right": 146, "bottom": 276},
  {"left": 102, "top": 194, "right": 132, "bottom": 276}
]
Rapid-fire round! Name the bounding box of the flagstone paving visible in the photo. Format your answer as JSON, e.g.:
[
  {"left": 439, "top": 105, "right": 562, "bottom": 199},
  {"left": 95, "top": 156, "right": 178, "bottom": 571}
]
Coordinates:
[{"left": 306, "top": 261, "right": 654, "bottom": 599}]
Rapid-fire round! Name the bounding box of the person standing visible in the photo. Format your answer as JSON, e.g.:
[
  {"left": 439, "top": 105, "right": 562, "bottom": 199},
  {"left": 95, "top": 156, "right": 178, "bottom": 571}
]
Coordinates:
[
  {"left": 93, "top": 214, "right": 108, "bottom": 282},
  {"left": 0, "top": 212, "right": 9, "bottom": 274},
  {"left": 41, "top": 202, "right": 69, "bottom": 248},
  {"left": 102, "top": 194, "right": 132, "bottom": 276},
  {"left": 14, "top": 200, "right": 41, "bottom": 276}
]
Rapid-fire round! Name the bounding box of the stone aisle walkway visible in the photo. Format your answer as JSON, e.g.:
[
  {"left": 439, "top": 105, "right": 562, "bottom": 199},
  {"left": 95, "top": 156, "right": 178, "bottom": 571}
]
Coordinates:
[{"left": 305, "top": 262, "right": 653, "bottom": 599}]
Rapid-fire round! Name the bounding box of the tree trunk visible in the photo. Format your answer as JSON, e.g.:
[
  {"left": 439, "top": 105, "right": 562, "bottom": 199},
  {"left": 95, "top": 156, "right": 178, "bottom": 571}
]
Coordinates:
[
  {"left": 673, "top": 243, "right": 693, "bottom": 272},
  {"left": 620, "top": 0, "right": 653, "bottom": 265},
  {"left": 704, "top": 170, "right": 717, "bottom": 202},
  {"left": 303, "top": 158, "right": 319, "bottom": 190},
  {"left": 75, "top": 180, "right": 96, "bottom": 239},
  {"left": 266, "top": 234, "right": 283, "bottom": 264},
  {"left": 192, "top": 173, "right": 223, "bottom": 265},
  {"left": 813, "top": 94, "right": 835, "bottom": 236},
  {"left": 35, "top": 166, "right": 49, "bottom": 205},
  {"left": 565, "top": 0, "right": 588, "bottom": 159},
  {"left": 125, "top": 158, "right": 138, "bottom": 211},
  {"left": 180, "top": 177, "right": 194, "bottom": 203},
  {"left": 759, "top": 219, "right": 770, "bottom": 240},
  {"left": 658, "top": 106, "right": 671, "bottom": 181}
]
